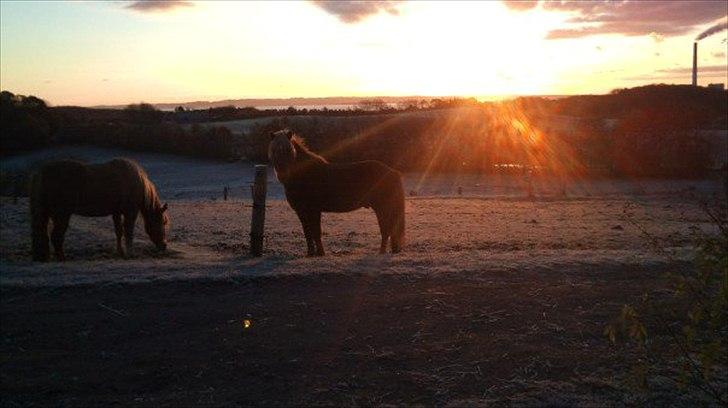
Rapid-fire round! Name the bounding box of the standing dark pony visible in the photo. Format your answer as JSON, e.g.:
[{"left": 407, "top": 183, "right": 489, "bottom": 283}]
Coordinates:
[
  {"left": 30, "top": 158, "right": 169, "bottom": 261},
  {"left": 268, "top": 129, "right": 405, "bottom": 256}
]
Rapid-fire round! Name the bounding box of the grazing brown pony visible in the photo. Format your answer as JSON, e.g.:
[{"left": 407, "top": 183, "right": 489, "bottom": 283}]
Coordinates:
[
  {"left": 30, "top": 158, "right": 169, "bottom": 261},
  {"left": 268, "top": 129, "right": 405, "bottom": 256}
]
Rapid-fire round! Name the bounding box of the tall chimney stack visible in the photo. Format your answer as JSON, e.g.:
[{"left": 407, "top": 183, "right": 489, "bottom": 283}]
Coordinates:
[{"left": 692, "top": 42, "right": 698, "bottom": 86}]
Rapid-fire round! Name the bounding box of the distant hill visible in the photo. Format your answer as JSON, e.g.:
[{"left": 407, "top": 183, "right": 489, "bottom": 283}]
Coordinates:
[
  {"left": 549, "top": 84, "right": 727, "bottom": 121},
  {"left": 93, "top": 96, "right": 437, "bottom": 111},
  {"left": 91, "top": 95, "right": 571, "bottom": 111}
]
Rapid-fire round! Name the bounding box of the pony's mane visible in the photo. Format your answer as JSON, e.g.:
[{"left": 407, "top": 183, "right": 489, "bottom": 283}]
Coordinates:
[
  {"left": 291, "top": 134, "right": 328, "bottom": 164},
  {"left": 117, "top": 158, "right": 162, "bottom": 214}
]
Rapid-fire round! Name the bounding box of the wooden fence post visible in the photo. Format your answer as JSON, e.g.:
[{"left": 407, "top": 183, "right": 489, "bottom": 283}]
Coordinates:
[
  {"left": 525, "top": 169, "right": 534, "bottom": 199},
  {"left": 249, "top": 165, "right": 268, "bottom": 256}
]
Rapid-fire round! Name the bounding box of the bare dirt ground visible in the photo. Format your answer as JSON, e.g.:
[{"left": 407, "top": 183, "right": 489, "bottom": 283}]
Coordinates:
[
  {"left": 0, "top": 267, "right": 701, "bottom": 407},
  {"left": 1, "top": 147, "right": 725, "bottom": 406}
]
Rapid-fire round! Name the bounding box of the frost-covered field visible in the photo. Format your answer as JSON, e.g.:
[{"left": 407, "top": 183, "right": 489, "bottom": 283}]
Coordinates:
[
  {"left": 2, "top": 147, "right": 726, "bottom": 407},
  {"left": 0, "top": 146, "right": 722, "bottom": 287}
]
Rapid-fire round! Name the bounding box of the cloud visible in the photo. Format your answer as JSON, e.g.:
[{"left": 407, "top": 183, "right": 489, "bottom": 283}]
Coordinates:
[
  {"left": 125, "top": 1, "right": 193, "bottom": 13},
  {"left": 657, "top": 65, "right": 728, "bottom": 75},
  {"left": 623, "top": 64, "right": 728, "bottom": 81},
  {"left": 310, "top": 0, "right": 403, "bottom": 23},
  {"left": 505, "top": 1, "right": 727, "bottom": 40},
  {"left": 712, "top": 51, "right": 726, "bottom": 59},
  {"left": 502, "top": 0, "right": 539, "bottom": 11}
]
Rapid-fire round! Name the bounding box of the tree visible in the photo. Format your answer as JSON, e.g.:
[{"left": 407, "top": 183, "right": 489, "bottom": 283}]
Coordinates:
[
  {"left": 357, "top": 99, "right": 387, "bottom": 111},
  {"left": 0, "top": 91, "right": 56, "bottom": 155},
  {"left": 124, "top": 103, "right": 163, "bottom": 124}
]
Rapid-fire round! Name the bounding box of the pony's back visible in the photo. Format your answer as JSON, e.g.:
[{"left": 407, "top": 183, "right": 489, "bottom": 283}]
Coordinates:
[
  {"left": 34, "top": 160, "right": 88, "bottom": 212},
  {"left": 107, "top": 158, "right": 162, "bottom": 212},
  {"left": 31, "top": 157, "right": 160, "bottom": 218}
]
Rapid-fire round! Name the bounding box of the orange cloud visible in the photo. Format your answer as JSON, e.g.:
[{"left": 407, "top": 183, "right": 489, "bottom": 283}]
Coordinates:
[
  {"left": 310, "top": 0, "right": 403, "bottom": 23},
  {"left": 125, "top": 1, "right": 193, "bottom": 13},
  {"left": 501, "top": 1, "right": 538, "bottom": 11},
  {"left": 623, "top": 64, "right": 728, "bottom": 81},
  {"left": 504, "top": 0, "right": 727, "bottom": 40}
]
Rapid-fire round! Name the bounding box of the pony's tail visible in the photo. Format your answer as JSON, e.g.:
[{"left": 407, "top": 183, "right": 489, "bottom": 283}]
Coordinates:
[
  {"left": 390, "top": 172, "right": 406, "bottom": 253},
  {"left": 30, "top": 172, "right": 50, "bottom": 262}
]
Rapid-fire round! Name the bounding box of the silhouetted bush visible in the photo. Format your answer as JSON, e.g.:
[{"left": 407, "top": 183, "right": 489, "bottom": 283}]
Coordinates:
[
  {"left": 0, "top": 91, "right": 58, "bottom": 155},
  {"left": 606, "top": 186, "right": 727, "bottom": 402},
  {"left": 124, "top": 103, "right": 164, "bottom": 125},
  {"left": 612, "top": 106, "right": 715, "bottom": 177}
]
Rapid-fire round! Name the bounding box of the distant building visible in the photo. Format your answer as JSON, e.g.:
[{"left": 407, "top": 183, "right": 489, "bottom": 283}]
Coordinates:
[{"left": 707, "top": 83, "right": 725, "bottom": 90}]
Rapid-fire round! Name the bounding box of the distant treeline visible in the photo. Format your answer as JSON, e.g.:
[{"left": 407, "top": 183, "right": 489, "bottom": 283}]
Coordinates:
[
  {"left": 1, "top": 85, "right": 726, "bottom": 177},
  {"left": 243, "top": 85, "right": 727, "bottom": 177},
  {"left": 0, "top": 97, "right": 243, "bottom": 159},
  {"left": 1, "top": 91, "right": 478, "bottom": 158},
  {"left": 172, "top": 97, "right": 481, "bottom": 123},
  {"left": 57, "top": 103, "right": 239, "bottom": 160}
]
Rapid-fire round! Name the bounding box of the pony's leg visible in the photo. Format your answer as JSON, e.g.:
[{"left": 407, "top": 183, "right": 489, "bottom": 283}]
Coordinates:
[
  {"left": 50, "top": 214, "right": 70, "bottom": 261},
  {"left": 295, "top": 209, "right": 316, "bottom": 256},
  {"left": 374, "top": 207, "right": 390, "bottom": 254},
  {"left": 390, "top": 217, "right": 403, "bottom": 254},
  {"left": 123, "top": 210, "right": 138, "bottom": 257},
  {"left": 31, "top": 210, "right": 51, "bottom": 262},
  {"left": 113, "top": 213, "right": 125, "bottom": 257},
  {"left": 311, "top": 211, "right": 324, "bottom": 257}
]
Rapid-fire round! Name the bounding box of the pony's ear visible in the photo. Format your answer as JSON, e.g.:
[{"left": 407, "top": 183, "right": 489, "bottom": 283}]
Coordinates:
[
  {"left": 285, "top": 129, "right": 294, "bottom": 139},
  {"left": 161, "top": 203, "right": 168, "bottom": 213},
  {"left": 269, "top": 131, "right": 277, "bottom": 140}
]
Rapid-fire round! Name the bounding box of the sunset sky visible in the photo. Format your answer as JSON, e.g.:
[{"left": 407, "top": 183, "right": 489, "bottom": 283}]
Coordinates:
[{"left": 1, "top": 0, "right": 726, "bottom": 106}]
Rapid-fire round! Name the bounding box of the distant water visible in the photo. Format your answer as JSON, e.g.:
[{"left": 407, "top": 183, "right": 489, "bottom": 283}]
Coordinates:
[
  {"left": 253, "top": 104, "right": 360, "bottom": 110},
  {"left": 159, "top": 104, "right": 367, "bottom": 112}
]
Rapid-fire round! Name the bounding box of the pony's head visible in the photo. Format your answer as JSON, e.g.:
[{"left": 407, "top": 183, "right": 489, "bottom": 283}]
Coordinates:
[
  {"left": 268, "top": 129, "right": 296, "bottom": 180},
  {"left": 145, "top": 202, "right": 169, "bottom": 251}
]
